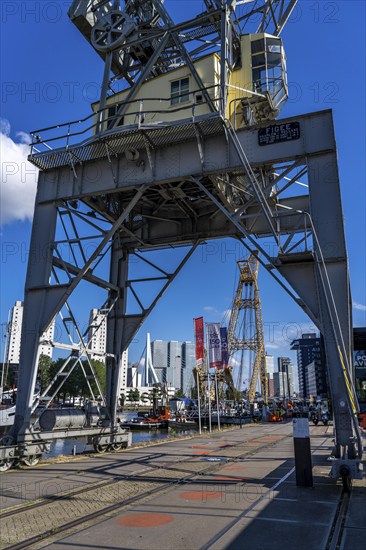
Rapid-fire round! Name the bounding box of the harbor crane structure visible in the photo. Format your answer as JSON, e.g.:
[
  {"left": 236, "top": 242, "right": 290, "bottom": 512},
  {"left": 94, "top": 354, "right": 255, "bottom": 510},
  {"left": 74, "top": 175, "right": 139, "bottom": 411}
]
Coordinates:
[
  {"left": 227, "top": 253, "right": 267, "bottom": 404},
  {"left": 0, "top": 0, "right": 362, "bottom": 484}
]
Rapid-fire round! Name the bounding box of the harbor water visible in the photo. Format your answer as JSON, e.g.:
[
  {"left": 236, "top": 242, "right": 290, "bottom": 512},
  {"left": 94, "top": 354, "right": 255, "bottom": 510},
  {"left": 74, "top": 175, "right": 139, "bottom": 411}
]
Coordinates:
[{"left": 47, "top": 412, "right": 197, "bottom": 459}]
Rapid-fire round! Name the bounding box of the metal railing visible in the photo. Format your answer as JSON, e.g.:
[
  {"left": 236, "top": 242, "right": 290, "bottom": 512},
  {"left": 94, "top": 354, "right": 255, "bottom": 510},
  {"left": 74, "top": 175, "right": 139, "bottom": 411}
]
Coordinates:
[
  {"left": 28, "top": 82, "right": 276, "bottom": 158},
  {"left": 29, "top": 84, "right": 223, "bottom": 156}
]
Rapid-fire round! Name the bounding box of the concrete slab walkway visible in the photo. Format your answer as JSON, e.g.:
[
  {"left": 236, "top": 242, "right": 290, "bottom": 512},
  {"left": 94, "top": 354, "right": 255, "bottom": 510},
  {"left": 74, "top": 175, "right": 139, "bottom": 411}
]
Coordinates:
[{"left": 0, "top": 422, "right": 364, "bottom": 550}]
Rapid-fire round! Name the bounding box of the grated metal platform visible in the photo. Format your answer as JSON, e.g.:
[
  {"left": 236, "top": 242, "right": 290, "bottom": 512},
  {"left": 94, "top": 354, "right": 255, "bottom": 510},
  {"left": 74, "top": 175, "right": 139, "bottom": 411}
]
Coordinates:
[{"left": 29, "top": 114, "right": 225, "bottom": 171}]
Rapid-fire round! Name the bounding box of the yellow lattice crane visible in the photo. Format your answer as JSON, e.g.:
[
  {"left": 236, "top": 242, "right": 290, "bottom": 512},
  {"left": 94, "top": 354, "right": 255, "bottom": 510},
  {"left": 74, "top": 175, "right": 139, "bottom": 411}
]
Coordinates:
[
  {"left": 193, "top": 347, "right": 209, "bottom": 404},
  {"left": 193, "top": 366, "right": 205, "bottom": 402},
  {"left": 227, "top": 252, "right": 268, "bottom": 404}
]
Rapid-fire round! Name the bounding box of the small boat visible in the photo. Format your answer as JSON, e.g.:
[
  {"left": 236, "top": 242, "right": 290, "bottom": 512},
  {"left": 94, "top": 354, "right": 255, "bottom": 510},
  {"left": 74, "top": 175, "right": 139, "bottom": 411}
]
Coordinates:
[
  {"left": 120, "top": 418, "right": 165, "bottom": 430},
  {"left": 168, "top": 415, "right": 197, "bottom": 430}
]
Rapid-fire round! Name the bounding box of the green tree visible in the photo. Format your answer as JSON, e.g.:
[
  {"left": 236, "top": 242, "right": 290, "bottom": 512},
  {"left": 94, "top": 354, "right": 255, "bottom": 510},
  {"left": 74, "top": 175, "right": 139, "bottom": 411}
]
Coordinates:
[
  {"left": 37, "top": 354, "right": 52, "bottom": 393},
  {"left": 89, "top": 359, "right": 106, "bottom": 397},
  {"left": 47, "top": 358, "right": 86, "bottom": 403},
  {"left": 127, "top": 388, "right": 140, "bottom": 406},
  {"left": 173, "top": 388, "right": 186, "bottom": 398},
  {"left": 42, "top": 357, "right": 110, "bottom": 404}
]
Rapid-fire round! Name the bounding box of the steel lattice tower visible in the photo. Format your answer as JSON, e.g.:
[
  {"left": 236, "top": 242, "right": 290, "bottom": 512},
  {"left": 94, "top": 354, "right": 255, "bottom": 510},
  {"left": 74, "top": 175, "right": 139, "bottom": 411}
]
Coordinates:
[{"left": 227, "top": 253, "right": 267, "bottom": 404}]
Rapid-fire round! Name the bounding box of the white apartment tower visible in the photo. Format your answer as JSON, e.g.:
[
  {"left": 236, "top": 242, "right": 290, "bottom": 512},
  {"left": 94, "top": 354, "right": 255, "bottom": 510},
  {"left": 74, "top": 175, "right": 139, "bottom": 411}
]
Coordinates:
[
  {"left": 6, "top": 301, "right": 54, "bottom": 363},
  {"left": 88, "top": 308, "right": 128, "bottom": 392},
  {"left": 265, "top": 354, "right": 275, "bottom": 377},
  {"left": 119, "top": 350, "right": 129, "bottom": 392},
  {"left": 88, "top": 308, "right": 108, "bottom": 362},
  {"left": 6, "top": 301, "right": 23, "bottom": 364}
]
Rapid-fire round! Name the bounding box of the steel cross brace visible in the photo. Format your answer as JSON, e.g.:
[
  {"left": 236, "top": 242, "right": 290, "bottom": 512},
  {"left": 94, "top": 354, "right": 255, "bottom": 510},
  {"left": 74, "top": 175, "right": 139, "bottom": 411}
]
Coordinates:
[
  {"left": 11, "top": 186, "right": 148, "bottom": 438},
  {"left": 223, "top": 119, "right": 281, "bottom": 247},
  {"left": 191, "top": 176, "right": 317, "bottom": 324},
  {"left": 40, "top": 184, "right": 148, "bottom": 337},
  {"left": 120, "top": 241, "right": 200, "bottom": 353},
  {"left": 33, "top": 296, "right": 117, "bottom": 417}
]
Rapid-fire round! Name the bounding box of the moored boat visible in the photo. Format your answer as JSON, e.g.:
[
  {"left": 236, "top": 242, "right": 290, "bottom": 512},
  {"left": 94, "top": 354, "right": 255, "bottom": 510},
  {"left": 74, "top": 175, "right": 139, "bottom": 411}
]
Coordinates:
[
  {"left": 168, "top": 415, "right": 197, "bottom": 429},
  {"left": 120, "top": 417, "right": 167, "bottom": 430}
]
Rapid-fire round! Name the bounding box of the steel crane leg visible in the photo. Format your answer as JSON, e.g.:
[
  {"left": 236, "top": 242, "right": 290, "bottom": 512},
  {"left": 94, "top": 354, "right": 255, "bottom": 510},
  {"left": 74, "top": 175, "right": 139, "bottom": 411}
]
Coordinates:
[
  {"left": 12, "top": 202, "right": 58, "bottom": 440},
  {"left": 106, "top": 240, "right": 129, "bottom": 426},
  {"left": 277, "top": 152, "right": 361, "bottom": 473}
]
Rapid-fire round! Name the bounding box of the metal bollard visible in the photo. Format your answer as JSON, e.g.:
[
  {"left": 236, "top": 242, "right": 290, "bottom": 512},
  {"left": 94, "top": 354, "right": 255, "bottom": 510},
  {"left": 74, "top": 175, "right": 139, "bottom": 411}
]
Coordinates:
[{"left": 293, "top": 412, "right": 313, "bottom": 487}]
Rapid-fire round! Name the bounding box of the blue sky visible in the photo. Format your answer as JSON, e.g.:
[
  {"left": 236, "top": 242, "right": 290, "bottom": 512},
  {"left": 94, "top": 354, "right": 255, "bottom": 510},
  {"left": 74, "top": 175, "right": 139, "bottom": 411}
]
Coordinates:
[{"left": 1, "top": 1, "right": 365, "bottom": 379}]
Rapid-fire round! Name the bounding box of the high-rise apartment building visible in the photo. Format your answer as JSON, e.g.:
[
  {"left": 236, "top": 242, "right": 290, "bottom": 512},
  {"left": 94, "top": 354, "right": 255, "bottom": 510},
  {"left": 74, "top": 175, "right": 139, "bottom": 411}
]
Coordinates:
[
  {"left": 273, "top": 371, "right": 288, "bottom": 399},
  {"left": 88, "top": 308, "right": 108, "bottom": 362},
  {"left": 265, "top": 355, "right": 275, "bottom": 377},
  {"left": 6, "top": 301, "right": 23, "bottom": 364},
  {"left": 181, "top": 341, "right": 195, "bottom": 394},
  {"left": 126, "top": 364, "right": 139, "bottom": 388},
  {"left": 150, "top": 339, "right": 195, "bottom": 392},
  {"left": 87, "top": 308, "right": 128, "bottom": 393},
  {"left": 277, "top": 357, "right": 295, "bottom": 398},
  {"left": 291, "top": 333, "right": 328, "bottom": 398},
  {"left": 167, "top": 341, "right": 182, "bottom": 389},
  {"left": 6, "top": 301, "right": 54, "bottom": 364},
  {"left": 119, "top": 350, "right": 129, "bottom": 392},
  {"left": 266, "top": 354, "right": 275, "bottom": 398},
  {"left": 354, "top": 327, "right": 366, "bottom": 401},
  {"left": 150, "top": 340, "right": 169, "bottom": 384},
  {"left": 305, "top": 361, "right": 317, "bottom": 397}
]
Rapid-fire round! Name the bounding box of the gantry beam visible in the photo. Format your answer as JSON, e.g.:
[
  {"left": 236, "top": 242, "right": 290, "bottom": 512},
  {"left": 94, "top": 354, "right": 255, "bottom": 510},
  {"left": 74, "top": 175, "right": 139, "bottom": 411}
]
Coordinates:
[
  {"left": 33, "top": 110, "right": 335, "bottom": 197},
  {"left": 13, "top": 107, "right": 361, "bottom": 479}
]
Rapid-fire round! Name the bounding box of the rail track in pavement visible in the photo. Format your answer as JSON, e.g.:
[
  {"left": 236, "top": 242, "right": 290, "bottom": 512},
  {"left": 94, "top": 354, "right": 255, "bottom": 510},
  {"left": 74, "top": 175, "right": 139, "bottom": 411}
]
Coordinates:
[{"left": 0, "top": 423, "right": 293, "bottom": 549}]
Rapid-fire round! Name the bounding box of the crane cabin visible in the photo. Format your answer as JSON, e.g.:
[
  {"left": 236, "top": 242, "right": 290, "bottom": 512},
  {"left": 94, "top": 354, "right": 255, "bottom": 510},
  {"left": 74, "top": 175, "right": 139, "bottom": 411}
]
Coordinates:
[{"left": 92, "top": 33, "right": 288, "bottom": 133}]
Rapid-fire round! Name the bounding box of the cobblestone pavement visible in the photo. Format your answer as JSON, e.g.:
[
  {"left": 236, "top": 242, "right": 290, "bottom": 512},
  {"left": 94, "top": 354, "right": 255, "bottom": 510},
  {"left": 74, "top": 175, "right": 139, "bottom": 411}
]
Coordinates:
[{"left": 1, "top": 478, "right": 161, "bottom": 547}]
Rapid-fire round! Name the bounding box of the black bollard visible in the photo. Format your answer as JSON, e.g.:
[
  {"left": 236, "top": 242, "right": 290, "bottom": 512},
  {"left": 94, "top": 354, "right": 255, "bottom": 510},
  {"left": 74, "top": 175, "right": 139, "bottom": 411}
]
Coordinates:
[{"left": 293, "top": 412, "right": 313, "bottom": 487}]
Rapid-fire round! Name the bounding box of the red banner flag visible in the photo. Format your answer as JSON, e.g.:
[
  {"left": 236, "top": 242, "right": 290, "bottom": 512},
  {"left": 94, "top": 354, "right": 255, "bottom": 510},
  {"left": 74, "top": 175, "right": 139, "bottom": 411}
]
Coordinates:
[{"left": 194, "top": 317, "right": 204, "bottom": 367}]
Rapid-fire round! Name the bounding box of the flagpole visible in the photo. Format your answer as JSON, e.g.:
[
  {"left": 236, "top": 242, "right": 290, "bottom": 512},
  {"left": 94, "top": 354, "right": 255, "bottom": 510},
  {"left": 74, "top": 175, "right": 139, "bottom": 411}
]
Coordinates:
[
  {"left": 193, "top": 317, "right": 203, "bottom": 435},
  {"left": 196, "top": 369, "right": 202, "bottom": 434},
  {"left": 215, "top": 369, "right": 221, "bottom": 431},
  {"left": 208, "top": 370, "right": 212, "bottom": 432},
  {"left": 205, "top": 323, "right": 212, "bottom": 432}
]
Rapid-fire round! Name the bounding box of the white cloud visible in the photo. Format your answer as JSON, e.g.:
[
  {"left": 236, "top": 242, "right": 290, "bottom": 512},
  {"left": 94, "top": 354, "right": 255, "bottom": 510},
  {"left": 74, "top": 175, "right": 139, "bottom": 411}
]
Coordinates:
[
  {"left": 265, "top": 342, "right": 280, "bottom": 350},
  {"left": 0, "top": 118, "right": 38, "bottom": 225},
  {"left": 15, "top": 131, "right": 32, "bottom": 145},
  {"left": 203, "top": 306, "right": 232, "bottom": 322},
  {"left": 229, "top": 356, "right": 241, "bottom": 368},
  {"left": 353, "top": 301, "right": 366, "bottom": 312},
  {"left": 0, "top": 119, "right": 10, "bottom": 136},
  {"left": 222, "top": 308, "right": 232, "bottom": 320},
  {"left": 203, "top": 306, "right": 218, "bottom": 313}
]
